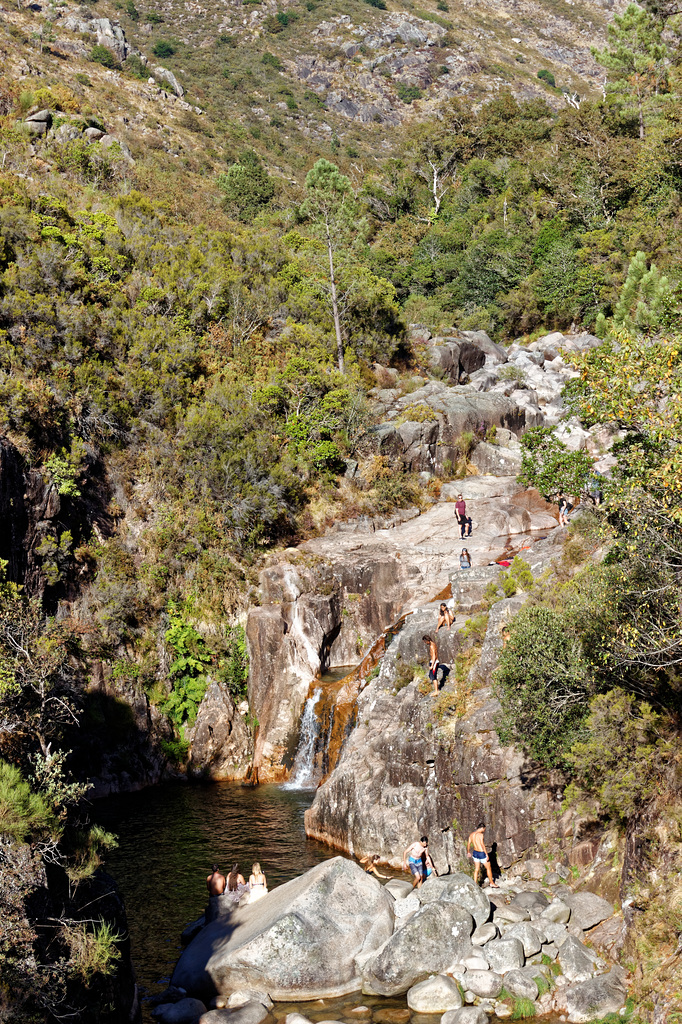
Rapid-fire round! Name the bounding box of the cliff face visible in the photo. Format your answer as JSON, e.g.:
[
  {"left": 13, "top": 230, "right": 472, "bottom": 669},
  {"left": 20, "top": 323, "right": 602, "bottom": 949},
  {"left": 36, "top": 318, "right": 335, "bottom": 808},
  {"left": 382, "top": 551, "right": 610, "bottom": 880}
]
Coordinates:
[{"left": 304, "top": 531, "right": 572, "bottom": 872}]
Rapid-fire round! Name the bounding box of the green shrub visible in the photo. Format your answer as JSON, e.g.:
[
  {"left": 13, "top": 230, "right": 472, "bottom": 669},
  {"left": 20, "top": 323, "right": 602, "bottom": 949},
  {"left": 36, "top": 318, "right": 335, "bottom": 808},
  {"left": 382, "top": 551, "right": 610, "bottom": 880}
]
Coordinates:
[
  {"left": 537, "top": 69, "right": 556, "bottom": 87},
  {"left": 497, "top": 364, "right": 527, "bottom": 383},
  {"left": 123, "top": 54, "right": 148, "bottom": 80},
  {"left": 74, "top": 73, "right": 92, "bottom": 86},
  {"left": 90, "top": 45, "right": 120, "bottom": 69},
  {"left": 148, "top": 11, "right": 164, "bottom": 23},
  {"left": 0, "top": 761, "right": 58, "bottom": 842},
  {"left": 160, "top": 610, "right": 211, "bottom": 727},
  {"left": 511, "top": 997, "right": 536, "bottom": 1019},
  {"left": 397, "top": 83, "right": 422, "bottom": 104},
  {"left": 160, "top": 736, "right": 190, "bottom": 765},
  {"left": 262, "top": 52, "right": 282, "bottom": 69},
  {"left": 152, "top": 40, "right": 176, "bottom": 58},
  {"left": 519, "top": 426, "right": 594, "bottom": 501},
  {"left": 365, "top": 0, "right": 387, "bottom": 7},
  {"left": 125, "top": 1, "right": 140, "bottom": 21}
]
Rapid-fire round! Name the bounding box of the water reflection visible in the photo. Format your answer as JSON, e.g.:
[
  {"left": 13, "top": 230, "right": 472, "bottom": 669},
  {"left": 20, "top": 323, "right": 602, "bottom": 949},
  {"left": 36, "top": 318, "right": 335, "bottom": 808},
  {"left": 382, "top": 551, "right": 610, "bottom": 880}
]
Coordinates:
[{"left": 94, "top": 781, "right": 344, "bottom": 1005}]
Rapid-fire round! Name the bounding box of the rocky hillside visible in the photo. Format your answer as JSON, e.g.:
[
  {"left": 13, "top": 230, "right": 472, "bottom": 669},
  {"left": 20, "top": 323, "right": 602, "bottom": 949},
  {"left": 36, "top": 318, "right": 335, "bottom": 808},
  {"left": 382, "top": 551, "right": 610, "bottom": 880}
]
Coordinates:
[{"left": 1, "top": 0, "right": 621, "bottom": 180}]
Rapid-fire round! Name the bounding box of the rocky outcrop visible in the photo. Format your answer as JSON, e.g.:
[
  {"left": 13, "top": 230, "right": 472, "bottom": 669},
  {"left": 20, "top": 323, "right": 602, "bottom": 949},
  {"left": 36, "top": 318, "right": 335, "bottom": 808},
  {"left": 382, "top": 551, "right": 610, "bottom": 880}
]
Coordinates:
[
  {"left": 186, "top": 681, "right": 252, "bottom": 780},
  {"left": 171, "top": 857, "right": 395, "bottom": 1001},
  {"left": 304, "top": 532, "right": 569, "bottom": 871}
]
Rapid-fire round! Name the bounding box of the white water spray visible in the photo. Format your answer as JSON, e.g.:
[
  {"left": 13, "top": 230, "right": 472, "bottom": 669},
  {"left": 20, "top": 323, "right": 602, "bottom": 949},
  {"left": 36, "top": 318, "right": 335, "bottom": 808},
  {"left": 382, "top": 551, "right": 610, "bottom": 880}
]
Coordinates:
[{"left": 282, "top": 688, "right": 323, "bottom": 790}]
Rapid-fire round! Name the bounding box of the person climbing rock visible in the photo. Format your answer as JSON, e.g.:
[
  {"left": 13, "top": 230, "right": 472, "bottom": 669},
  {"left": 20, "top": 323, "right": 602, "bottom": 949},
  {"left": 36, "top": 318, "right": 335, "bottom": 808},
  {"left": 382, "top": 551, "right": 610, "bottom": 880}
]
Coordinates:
[
  {"left": 402, "top": 836, "right": 430, "bottom": 889},
  {"left": 467, "top": 824, "right": 499, "bottom": 888},
  {"left": 436, "top": 602, "right": 454, "bottom": 631},
  {"left": 422, "top": 635, "right": 439, "bottom": 694},
  {"left": 455, "top": 494, "right": 472, "bottom": 539},
  {"left": 359, "top": 854, "right": 390, "bottom": 879},
  {"left": 206, "top": 864, "right": 226, "bottom": 896}
]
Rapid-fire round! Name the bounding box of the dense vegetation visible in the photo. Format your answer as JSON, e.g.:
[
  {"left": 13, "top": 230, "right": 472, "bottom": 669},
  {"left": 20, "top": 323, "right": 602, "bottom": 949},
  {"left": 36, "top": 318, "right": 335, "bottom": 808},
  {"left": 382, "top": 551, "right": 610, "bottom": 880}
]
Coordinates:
[{"left": 0, "top": 0, "right": 681, "bottom": 1018}]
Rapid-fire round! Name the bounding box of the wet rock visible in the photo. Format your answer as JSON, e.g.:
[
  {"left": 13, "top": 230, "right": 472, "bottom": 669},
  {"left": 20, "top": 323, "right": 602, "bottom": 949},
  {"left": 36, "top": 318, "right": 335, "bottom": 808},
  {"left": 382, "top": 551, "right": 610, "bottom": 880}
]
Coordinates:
[
  {"left": 227, "top": 991, "right": 273, "bottom": 1010},
  {"left": 483, "top": 937, "right": 525, "bottom": 973},
  {"left": 461, "top": 970, "right": 503, "bottom": 998},
  {"left": 172, "top": 857, "right": 394, "bottom": 1001},
  {"left": 441, "top": 1008, "right": 489, "bottom": 1024},
  {"left": 407, "top": 974, "right": 463, "bottom": 1012},
  {"left": 181, "top": 915, "right": 205, "bottom": 944},
  {"left": 564, "top": 967, "right": 627, "bottom": 1022},
  {"left": 373, "top": 1010, "right": 410, "bottom": 1024},
  {"left": 563, "top": 892, "right": 614, "bottom": 931},
  {"left": 361, "top": 902, "right": 474, "bottom": 996},
  {"left": 417, "top": 873, "right": 491, "bottom": 925},
  {"left": 558, "top": 935, "right": 600, "bottom": 982},
  {"left": 502, "top": 970, "right": 538, "bottom": 1000},
  {"left": 152, "top": 998, "right": 207, "bottom": 1023},
  {"left": 285, "top": 1015, "right": 313, "bottom": 1024}
]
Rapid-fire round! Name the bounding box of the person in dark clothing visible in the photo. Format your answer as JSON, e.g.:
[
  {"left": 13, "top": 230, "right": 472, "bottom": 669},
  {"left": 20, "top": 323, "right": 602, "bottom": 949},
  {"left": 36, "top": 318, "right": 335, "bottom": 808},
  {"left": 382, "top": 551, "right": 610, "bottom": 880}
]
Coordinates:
[{"left": 455, "top": 495, "right": 472, "bottom": 538}]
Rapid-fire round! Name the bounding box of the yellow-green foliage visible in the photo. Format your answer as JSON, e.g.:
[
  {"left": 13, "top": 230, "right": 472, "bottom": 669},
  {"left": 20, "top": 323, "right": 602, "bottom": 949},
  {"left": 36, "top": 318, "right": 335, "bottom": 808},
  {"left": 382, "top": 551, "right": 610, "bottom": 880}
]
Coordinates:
[
  {"left": 394, "top": 402, "right": 439, "bottom": 424},
  {"left": 0, "top": 761, "right": 59, "bottom": 843}
]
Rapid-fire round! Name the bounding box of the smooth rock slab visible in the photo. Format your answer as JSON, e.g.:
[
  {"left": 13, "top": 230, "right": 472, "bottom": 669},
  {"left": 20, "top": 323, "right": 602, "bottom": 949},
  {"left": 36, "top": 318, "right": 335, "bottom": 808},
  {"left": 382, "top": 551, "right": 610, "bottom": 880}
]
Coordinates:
[
  {"left": 173, "top": 857, "right": 394, "bottom": 1001},
  {"left": 541, "top": 899, "right": 571, "bottom": 924},
  {"left": 441, "top": 1008, "right": 489, "bottom": 1024},
  {"left": 461, "top": 970, "right": 503, "bottom": 999},
  {"left": 362, "top": 902, "right": 474, "bottom": 996},
  {"left": 385, "top": 879, "right": 414, "bottom": 900},
  {"left": 563, "top": 892, "right": 614, "bottom": 931},
  {"left": 483, "top": 938, "right": 525, "bottom": 974},
  {"left": 565, "top": 969, "right": 627, "bottom": 1023},
  {"left": 502, "top": 970, "right": 538, "bottom": 1001},
  {"left": 407, "top": 974, "right": 463, "bottom": 1012},
  {"left": 417, "top": 873, "right": 491, "bottom": 926}
]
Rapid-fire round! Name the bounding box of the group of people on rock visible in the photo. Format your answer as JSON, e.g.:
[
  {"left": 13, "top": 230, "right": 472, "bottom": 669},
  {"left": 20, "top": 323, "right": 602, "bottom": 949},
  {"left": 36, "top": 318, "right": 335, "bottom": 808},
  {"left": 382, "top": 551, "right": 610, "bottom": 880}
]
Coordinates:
[
  {"left": 206, "top": 861, "right": 268, "bottom": 904},
  {"left": 401, "top": 825, "right": 498, "bottom": 889}
]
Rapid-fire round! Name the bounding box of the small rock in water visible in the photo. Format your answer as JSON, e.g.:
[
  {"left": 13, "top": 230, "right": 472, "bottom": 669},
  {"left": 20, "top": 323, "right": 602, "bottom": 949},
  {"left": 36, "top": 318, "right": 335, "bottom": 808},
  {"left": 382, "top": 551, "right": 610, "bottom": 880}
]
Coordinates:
[
  {"left": 348, "top": 1008, "right": 372, "bottom": 1017},
  {"left": 441, "top": 1008, "right": 489, "bottom": 1024},
  {"left": 285, "top": 1015, "right": 314, "bottom": 1024},
  {"left": 153, "top": 998, "right": 207, "bottom": 1023},
  {"left": 373, "top": 1010, "right": 411, "bottom": 1024}
]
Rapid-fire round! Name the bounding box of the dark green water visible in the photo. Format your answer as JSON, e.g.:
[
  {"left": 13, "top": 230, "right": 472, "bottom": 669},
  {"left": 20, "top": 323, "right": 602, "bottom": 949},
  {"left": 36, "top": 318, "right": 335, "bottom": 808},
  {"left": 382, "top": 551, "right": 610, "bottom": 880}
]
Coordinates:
[{"left": 94, "top": 781, "right": 345, "bottom": 1006}]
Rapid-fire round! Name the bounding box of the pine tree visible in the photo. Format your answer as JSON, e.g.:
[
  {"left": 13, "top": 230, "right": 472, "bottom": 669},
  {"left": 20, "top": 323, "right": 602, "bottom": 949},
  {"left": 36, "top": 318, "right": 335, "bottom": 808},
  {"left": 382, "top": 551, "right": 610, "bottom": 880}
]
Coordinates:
[
  {"left": 592, "top": 2, "right": 670, "bottom": 139},
  {"left": 613, "top": 250, "right": 674, "bottom": 331}
]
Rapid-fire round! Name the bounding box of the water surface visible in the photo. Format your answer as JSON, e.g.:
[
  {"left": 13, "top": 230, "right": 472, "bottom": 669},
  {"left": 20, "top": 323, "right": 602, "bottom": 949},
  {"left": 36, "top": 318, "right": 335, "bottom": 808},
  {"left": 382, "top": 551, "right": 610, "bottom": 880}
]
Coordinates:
[{"left": 94, "top": 781, "right": 344, "bottom": 1006}]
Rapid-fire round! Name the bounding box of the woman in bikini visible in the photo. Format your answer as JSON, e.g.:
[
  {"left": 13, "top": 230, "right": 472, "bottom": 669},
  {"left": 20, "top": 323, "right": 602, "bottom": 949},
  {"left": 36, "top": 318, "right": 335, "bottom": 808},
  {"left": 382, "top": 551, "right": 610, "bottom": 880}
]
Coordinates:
[{"left": 248, "top": 861, "right": 268, "bottom": 903}]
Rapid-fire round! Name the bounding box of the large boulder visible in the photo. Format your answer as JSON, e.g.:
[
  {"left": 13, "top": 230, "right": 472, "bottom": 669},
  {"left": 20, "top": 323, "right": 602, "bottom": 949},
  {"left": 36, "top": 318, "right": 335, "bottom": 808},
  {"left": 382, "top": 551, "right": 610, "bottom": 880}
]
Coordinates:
[
  {"left": 361, "top": 902, "right": 474, "bottom": 996},
  {"left": 172, "top": 858, "right": 394, "bottom": 1001},
  {"left": 187, "top": 680, "right": 252, "bottom": 780},
  {"left": 541, "top": 899, "right": 571, "bottom": 925},
  {"left": 458, "top": 331, "right": 508, "bottom": 367},
  {"left": 558, "top": 936, "right": 600, "bottom": 982},
  {"left": 469, "top": 443, "right": 522, "bottom": 478},
  {"left": 417, "top": 873, "right": 491, "bottom": 926},
  {"left": 461, "top": 970, "right": 503, "bottom": 998},
  {"left": 503, "top": 923, "right": 543, "bottom": 957},
  {"left": 152, "top": 999, "right": 208, "bottom": 1023},
  {"left": 406, "top": 975, "right": 463, "bottom": 1012},
  {"left": 502, "top": 970, "right": 538, "bottom": 1001},
  {"left": 564, "top": 968, "right": 627, "bottom": 1023},
  {"left": 562, "top": 892, "right": 614, "bottom": 931},
  {"left": 442, "top": 1008, "right": 489, "bottom": 1024}
]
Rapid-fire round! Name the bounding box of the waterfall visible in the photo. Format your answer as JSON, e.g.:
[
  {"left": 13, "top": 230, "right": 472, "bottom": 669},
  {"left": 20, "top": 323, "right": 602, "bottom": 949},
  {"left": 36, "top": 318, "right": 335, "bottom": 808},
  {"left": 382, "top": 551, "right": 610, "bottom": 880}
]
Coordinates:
[{"left": 282, "top": 688, "right": 323, "bottom": 790}]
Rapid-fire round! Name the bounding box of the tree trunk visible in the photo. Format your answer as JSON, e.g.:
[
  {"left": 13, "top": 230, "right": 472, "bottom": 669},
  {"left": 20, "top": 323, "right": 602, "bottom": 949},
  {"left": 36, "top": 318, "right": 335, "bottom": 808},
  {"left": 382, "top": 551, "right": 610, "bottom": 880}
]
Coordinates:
[{"left": 325, "top": 215, "right": 344, "bottom": 374}]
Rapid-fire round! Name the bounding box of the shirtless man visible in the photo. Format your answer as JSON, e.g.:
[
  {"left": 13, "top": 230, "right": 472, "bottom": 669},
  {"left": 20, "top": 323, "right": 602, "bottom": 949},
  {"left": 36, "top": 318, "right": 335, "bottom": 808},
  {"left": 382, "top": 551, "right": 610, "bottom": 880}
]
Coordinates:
[
  {"left": 467, "top": 824, "right": 499, "bottom": 888},
  {"left": 436, "top": 603, "right": 454, "bottom": 633},
  {"left": 206, "top": 864, "right": 226, "bottom": 896},
  {"left": 422, "top": 635, "right": 439, "bottom": 694},
  {"left": 402, "top": 836, "right": 430, "bottom": 889}
]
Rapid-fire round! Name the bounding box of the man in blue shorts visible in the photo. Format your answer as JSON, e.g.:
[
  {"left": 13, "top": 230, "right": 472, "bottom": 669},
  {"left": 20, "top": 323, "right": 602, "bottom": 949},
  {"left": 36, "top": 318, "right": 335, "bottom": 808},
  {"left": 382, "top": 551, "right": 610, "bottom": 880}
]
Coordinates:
[
  {"left": 402, "top": 836, "right": 430, "bottom": 889},
  {"left": 467, "top": 823, "right": 499, "bottom": 888}
]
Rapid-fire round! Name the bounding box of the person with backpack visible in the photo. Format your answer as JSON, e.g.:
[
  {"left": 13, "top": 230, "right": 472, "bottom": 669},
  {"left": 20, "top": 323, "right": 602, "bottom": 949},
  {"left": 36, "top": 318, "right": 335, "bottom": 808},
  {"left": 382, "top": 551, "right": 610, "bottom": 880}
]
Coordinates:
[{"left": 455, "top": 494, "right": 472, "bottom": 539}]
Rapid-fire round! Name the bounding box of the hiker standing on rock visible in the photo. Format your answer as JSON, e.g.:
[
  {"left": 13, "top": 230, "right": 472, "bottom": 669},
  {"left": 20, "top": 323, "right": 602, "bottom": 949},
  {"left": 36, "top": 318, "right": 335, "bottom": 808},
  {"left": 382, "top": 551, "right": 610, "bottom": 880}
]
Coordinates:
[
  {"left": 455, "top": 494, "right": 472, "bottom": 539},
  {"left": 422, "top": 635, "right": 439, "bottom": 694},
  {"left": 402, "top": 836, "right": 430, "bottom": 889},
  {"left": 467, "top": 824, "right": 499, "bottom": 889}
]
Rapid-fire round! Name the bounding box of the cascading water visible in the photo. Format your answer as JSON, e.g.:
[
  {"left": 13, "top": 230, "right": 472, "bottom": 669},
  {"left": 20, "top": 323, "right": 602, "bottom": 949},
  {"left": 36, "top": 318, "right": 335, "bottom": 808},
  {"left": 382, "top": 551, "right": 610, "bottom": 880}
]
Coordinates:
[{"left": 282, "top": 688, "right": 323, "bottom": 790}]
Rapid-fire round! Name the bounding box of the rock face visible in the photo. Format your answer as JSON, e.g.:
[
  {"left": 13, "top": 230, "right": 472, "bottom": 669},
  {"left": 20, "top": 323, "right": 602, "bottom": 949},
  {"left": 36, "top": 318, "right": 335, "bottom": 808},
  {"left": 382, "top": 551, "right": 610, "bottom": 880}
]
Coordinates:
[
  {"left": 304, "top": 559, "right": 566, "bottom": 872},
  {"left": 186, "top": 680, "right": 252, "bottom": 780},
  {"left": 172, "top": 858, "right": 394, "bottom": 1001},
  {"left": 361, "top": 901, "right": 474, "bottom": 995}
]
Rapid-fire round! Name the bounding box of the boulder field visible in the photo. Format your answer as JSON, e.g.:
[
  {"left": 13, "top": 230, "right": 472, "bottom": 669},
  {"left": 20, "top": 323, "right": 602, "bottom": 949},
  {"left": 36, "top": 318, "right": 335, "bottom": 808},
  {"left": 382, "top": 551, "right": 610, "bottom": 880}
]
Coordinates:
[{"left": 162, "top": 857, "right": 627, "bottom": 1024}]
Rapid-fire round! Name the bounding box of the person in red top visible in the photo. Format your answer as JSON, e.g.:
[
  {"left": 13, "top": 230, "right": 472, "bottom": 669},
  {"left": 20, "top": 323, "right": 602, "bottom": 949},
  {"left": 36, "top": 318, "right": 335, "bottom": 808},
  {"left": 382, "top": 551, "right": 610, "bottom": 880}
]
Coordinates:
[{"left": 455, "top": 494, "right": 471, "bottom": 539}]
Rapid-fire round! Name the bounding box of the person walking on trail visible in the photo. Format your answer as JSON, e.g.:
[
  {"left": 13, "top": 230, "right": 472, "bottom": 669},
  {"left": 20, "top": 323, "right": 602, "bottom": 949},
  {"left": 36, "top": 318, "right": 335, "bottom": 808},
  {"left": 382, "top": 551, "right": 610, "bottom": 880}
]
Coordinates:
[
  {"left": 422, "top": 635, "right": 439, "bottom": 694},
  {"left": 436, "top": 602, "right": 454, "bottom": 632},
  {"left": 467, "top": 824, "right": 499, "bottom": 888},
  {"left": 402, "top": 836, "right": 430, "bottom": 889},
  {"left": 455, "top": 494, "right": 471, "bottom": 539},
  {"left": 206, "top": 864, "right": 226, "bottom": 896}
]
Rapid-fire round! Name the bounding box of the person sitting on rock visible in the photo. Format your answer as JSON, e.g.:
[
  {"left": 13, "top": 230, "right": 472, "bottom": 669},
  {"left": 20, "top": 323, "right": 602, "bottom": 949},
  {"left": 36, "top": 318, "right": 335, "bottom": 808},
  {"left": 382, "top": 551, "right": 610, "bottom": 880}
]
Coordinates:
[
  {"left": 422, "top": 635, "right": 439, "bottom": 694},
  {"left": 359, "top": 854, "right": 390, "bottom": 880},
  {"left": 226, "top": 863, "right": 247, "bottom": 901},
  {"left": 206, "top": 864, "right": 226, "bottom": 896},
  {"left": 436, "top": 602, "right": 454, "bottom": 631},
  {"left": 402, "top": 836, "right": 429, "bottom": 889},
  {"left": 248, "top": 862, "right": 268, "bottom": 903},
  {"left": 467, "top": 824, "right": 499, "bottom": 889},
  {"left": 455, "top": 495, "right": 472, "bottom": 539},
  {"left": 460, "top": 548, "right": 472, "bottom": 570}
]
